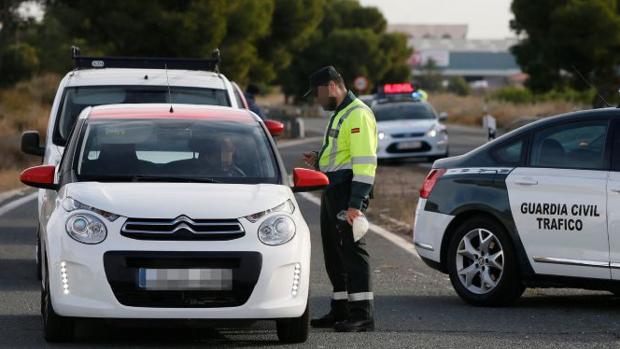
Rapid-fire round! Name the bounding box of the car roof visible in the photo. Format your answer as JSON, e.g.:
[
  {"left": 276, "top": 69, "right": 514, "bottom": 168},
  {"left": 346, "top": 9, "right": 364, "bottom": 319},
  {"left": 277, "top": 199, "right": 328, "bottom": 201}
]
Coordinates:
[
  {"left": 63, "top": 68, "right": 228, "bottom": 90},
  {"left": 86, "top": 103, "right": 258, "bottom": 123}
]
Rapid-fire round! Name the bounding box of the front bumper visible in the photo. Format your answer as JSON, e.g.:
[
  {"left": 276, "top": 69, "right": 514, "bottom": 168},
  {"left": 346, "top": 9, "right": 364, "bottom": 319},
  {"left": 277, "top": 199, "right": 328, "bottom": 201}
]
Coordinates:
[
  {"left": 377, "top": 133, "right": 448, "bottom": 159},
  {"left": 44, "top": 211, "right": 310, "bottom": 320}
]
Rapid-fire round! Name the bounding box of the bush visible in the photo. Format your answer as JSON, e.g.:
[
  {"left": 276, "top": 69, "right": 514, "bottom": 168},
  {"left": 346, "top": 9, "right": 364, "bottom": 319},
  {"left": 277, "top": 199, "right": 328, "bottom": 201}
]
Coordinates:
[
  {"left": 490, "top": 86, "right": 596, "bottom": 105},
  {"left": 0, "top": 43, "right": 39, "bottom": 87},
  {"left": 489, "top": 86, "right": 533, "bottom": 104},
  {"left": 446, "top": 76, "right": 471, "bottom": 96}
]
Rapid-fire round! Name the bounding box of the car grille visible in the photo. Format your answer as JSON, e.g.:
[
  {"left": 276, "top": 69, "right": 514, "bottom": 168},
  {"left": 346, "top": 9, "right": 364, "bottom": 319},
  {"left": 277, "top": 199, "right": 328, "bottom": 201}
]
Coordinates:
[
  {"left": 391, "top": 132, "right": 425, "bottom": 138},
  {"left": 104, "top": 251, "right": 262, "bottom": 308},
  {"left": 121, "top": 215, "right": 245, "bottom": 241}
]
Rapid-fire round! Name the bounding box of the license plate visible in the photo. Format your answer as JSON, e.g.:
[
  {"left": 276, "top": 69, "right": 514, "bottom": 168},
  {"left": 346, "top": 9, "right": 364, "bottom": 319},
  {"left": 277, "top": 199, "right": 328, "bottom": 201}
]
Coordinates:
[
  {"left": 138, "top": 268, "right": 233, "bottom": 290},
  {"left": 396, "top": 141, "right": 422, "bottom": 150}
]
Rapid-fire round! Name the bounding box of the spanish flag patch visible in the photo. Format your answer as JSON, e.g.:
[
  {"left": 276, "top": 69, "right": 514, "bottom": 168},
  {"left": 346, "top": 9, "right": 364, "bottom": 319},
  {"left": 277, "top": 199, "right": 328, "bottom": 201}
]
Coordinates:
[{"left": 351, "top": 128, "right": 360, "bottom": 134}]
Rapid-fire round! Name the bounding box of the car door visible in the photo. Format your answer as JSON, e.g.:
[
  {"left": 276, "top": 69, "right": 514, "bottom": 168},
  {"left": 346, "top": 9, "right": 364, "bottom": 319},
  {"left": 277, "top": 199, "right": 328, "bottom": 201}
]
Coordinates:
[
  {"left": 505, "top": 119, "right": 611, "bottom": 279},
  {"left": 607, "top": 120, "right": 620, "bottom": 279}
]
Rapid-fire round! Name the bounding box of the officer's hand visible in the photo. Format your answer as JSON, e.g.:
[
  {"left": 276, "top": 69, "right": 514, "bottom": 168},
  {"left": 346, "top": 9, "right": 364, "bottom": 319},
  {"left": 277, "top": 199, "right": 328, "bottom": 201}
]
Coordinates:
[
  {"left": 303, "top": 152, "right": 317, "bottom": 168},
  {"left": 346, "top": 208, "right": 363, "bottom": 225}
]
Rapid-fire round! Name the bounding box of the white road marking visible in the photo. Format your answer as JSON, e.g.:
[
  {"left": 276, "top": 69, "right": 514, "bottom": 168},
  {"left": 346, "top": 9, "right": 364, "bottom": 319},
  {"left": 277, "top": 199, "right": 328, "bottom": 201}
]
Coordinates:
[
  {"left": 298, "top": 192, "right": 421, "bottom": 260},
  {"left": 378, "top": 213, "right": 411, "bottom": 230},
  {"left": 0, "top": 192, "right": 37, "bottom": 217}
]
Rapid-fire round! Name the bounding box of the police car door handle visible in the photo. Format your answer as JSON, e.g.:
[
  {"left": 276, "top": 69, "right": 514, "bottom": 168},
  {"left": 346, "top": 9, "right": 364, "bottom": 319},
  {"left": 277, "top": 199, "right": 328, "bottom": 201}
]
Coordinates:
[
  {"left": 514, "top": 177, "right": 538, "bottom": 186},
  {"left": 610, "top": 187, "right": 620, "bottom": 194}
]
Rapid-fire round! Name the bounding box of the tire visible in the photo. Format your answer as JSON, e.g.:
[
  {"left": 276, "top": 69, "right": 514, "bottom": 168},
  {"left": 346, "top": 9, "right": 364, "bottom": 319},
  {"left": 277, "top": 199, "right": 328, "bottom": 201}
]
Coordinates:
[
  {"left": 36, "top": 229, "right": 42, "bottom": 281},
  {"left": 42, "top": 259, "right": 74, "bottom": 343},
  {"left": 276, "top": 303, "right": 309, "bottom": 344},
  {"left": 447, "top": 215, "right": 524, "bottom": 306}
]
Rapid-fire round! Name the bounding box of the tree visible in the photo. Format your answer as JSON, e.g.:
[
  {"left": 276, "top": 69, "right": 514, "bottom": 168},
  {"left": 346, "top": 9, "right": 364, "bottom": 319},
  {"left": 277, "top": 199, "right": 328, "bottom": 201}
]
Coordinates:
[
  {"left": 280, "top": 0, "right": 412, "bottom": 101},
  {"left": 511, "top": 0, "right": 620, "bottom": 105},
  {"left": 0, "top": 1, "right": 40, "bottom": 86}
]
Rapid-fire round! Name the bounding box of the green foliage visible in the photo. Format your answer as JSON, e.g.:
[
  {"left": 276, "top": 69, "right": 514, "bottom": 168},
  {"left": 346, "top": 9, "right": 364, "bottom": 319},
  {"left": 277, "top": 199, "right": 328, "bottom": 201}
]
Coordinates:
[
  {"left": 490, "top": 86, "right": 595, "bottom": 104},
  {"left": 446, "top": 76, "right": 471, "bottom": 96},
  {"left": 280, "top": 0, "right": 412, "bottom": 101},
  {"left": 511, "top": 0, "right": 620, "bottom": 104}
]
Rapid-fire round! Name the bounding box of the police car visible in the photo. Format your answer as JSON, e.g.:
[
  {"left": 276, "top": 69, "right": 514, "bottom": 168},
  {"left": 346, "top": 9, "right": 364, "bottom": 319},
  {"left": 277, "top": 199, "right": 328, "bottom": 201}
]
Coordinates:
[
  {"left": 413, "top": 107, "right": 620, "bottom": 306},
  {"left": 371, "top": 83, "right": 449, "bottom": 161},
  {"left": 19, "top": 103, "right": 328, "bottom": 343}
]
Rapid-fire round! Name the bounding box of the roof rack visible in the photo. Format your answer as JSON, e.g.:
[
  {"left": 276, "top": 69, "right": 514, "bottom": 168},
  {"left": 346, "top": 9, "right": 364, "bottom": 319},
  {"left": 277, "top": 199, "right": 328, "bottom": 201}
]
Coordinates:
[{"left": 71, "top": 46, "right": 221, "bottom": 72}]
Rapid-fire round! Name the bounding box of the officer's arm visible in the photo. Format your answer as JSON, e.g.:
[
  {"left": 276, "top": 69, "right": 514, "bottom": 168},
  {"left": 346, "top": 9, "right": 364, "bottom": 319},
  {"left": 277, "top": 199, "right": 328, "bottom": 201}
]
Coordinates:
[{"left": 347, "top": 109, "right": 378, "bottom": 210}]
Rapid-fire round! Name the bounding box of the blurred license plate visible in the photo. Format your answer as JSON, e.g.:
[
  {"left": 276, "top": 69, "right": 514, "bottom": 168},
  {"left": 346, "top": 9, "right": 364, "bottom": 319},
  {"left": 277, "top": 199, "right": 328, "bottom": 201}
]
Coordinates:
[
  {"left": 396, "top": 141, "right": 422, "bottom": 150},
  {"left": 138, "top": 268, "right": 233, "bottom": 290}
]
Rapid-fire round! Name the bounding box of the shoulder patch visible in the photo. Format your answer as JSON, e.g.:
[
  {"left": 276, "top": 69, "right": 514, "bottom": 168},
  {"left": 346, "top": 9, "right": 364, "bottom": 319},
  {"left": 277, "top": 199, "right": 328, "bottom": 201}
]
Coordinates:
[{"left": 351, "top": 127, "right": 360, "bottom": 134}]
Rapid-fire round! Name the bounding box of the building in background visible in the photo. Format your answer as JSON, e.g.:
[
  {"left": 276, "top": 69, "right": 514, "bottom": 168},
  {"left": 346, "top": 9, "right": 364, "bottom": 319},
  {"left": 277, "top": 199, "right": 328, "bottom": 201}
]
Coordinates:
[{"left": 388, "top": 24, "right": 524, "bottom": 89}]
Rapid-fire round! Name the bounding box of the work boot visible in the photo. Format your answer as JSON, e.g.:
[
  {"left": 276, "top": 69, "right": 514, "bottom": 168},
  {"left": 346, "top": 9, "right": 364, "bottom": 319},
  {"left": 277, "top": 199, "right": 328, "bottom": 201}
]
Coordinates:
[
  {"left": 333, "top": 318, "right": 375, "bottom": 332},
  {"left": 310, "top": 311, "right": 347, "bottom": 328}
]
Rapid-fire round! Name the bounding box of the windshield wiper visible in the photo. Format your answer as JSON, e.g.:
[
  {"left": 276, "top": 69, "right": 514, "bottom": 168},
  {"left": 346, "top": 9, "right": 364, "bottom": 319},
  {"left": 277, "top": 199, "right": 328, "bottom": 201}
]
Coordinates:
[{"left": 130, "top": 175, "right": 221, "bottom": 183}]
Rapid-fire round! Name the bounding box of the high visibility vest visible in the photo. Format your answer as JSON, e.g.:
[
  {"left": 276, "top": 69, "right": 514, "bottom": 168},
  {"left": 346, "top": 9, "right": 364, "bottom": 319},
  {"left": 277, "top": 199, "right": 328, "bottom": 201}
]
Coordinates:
[{"left": 318, "top": 98, "right": 378, "bottom": 189}]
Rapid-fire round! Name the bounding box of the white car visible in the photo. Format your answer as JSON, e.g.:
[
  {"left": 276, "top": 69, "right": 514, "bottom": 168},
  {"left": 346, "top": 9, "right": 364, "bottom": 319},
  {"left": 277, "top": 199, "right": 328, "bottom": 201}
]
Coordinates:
[
  {"left": 373, "top": 100, "right": 449, "bottom": 161},
  {"left": 20, "top": 50, "right": 253, "bottom": 282},
  {"left": 413, "top": 108, "right": 620, "bottom": 306},
  {"left": 20, "top": 103, "right": 329, "bottom": 343}
]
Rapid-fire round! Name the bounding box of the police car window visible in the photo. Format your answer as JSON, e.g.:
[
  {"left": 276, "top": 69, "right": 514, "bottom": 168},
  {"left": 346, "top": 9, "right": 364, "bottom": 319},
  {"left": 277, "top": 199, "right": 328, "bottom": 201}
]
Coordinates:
[
  {"left": 491, "top": 139, "right": 523, "bottom": 165},
  {"left": 373, "top": 103, "right": 435, "bottom": 121},
  {"left": 75, "top": 119, "right": 279, "bottom": 184},
  {"left": 54, "top": 86, "right": 230, "bottom": 145},
  {"left": 530, "top": 121, "right": 608, "bottom": 170}
]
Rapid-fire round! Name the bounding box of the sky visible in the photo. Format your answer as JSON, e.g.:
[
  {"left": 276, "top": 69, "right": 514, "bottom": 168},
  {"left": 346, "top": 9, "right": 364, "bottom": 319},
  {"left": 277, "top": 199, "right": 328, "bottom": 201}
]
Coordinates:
[{"left": 359, "top": 0, "right": 516, "bottom": 39}]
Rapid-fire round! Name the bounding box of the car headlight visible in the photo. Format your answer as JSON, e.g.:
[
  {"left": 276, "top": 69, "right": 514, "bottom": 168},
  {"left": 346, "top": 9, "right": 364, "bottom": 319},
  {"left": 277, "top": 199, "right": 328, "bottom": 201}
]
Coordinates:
[
  {"left": 426, "top": 126, "right": 438, "bottom": 137},
  {"left": 244, "top": 199, "right": 295, "bottom": 223},
  {"left": 427, "top": 124, "right": 446, "bottom": 138},
  {"left": 378, "top": 131, "right": 386, "bottom": 140},
  {"left": 258, "top": 215, "right": 296, "bottom": 246},
  {"left": 65, "top": 214, "right": 107, "bottom": 244},
  {"left": 61, "top": 197, "right": 119, "bottom": 222}
]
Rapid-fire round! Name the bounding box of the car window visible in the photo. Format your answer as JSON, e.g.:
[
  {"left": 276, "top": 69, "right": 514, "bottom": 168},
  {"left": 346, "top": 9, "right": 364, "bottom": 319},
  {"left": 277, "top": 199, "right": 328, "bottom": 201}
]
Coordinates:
[
  {"left": 529, "top": 121, "right": 608, "bottom": 170},
  {"left": 372, "top": 103, "right": 435, "bottom": 121},
  {"left": 491, "top": 138, "right": 524, "bottom": 165},
  {"left": 613, "top": 122, "right": 620, "bottom": 171},
  {"left": 54, "top": 86, "right": 231, "bottom": 145},
  {"left": 231, "top": 83, "right": 247, "bottom": 109},
  {"left": 74, "top": 118, "right": 279, "bottom": 184}
]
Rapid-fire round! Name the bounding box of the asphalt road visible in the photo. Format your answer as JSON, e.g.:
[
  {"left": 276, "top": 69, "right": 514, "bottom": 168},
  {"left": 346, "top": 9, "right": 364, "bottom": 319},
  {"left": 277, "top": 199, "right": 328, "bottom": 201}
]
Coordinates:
[{"left": 1, "top": 127, "right": 620, "bottom": 348}]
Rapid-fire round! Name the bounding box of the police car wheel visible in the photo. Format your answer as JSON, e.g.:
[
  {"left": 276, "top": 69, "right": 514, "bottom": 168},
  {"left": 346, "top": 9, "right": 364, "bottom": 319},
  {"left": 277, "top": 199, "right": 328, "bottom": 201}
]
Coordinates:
[
  {"left": 447, "top": 216, "right": 524, "bottom": 306},
  {"left": 276, "top": 302, "right": 309, "bottom": 343}
]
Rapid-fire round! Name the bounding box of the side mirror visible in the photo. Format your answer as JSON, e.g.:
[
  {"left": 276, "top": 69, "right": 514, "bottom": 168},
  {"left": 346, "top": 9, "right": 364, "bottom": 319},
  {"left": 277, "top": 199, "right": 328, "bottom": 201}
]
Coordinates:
[
  {"left": 21, "top": 131, "right": 45, "bottom": 156},
  {"left": 292, "top": 168, "right": 329, "bottom": 192},
  {"left": 265, "top": 119, "right": 285, "bottom": 137},
  {"left": 438, "top": 112, "right": 448, "bottom": 121},
  {"left": 20, "top": 165, "right": 58, "bottom": 190}
]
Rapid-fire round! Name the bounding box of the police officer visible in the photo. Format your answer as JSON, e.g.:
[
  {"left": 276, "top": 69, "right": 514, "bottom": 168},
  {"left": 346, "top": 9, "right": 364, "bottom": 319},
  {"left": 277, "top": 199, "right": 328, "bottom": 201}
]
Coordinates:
[
  {"left": 302, "top": 66, "right": 378, "bottom": 332},
  {"left": 412, "top": 81, "right": 428, "bottom": 101}
]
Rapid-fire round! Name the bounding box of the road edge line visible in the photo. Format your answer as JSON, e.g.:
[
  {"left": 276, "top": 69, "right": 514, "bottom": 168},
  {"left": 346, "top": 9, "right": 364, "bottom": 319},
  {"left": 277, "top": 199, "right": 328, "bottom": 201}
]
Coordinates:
[
  {"left": 0, "top": 192, "right": 38, "bottom": 217},
  {"left": 297, "top": 192, "right": 421, "bottom": 260}
]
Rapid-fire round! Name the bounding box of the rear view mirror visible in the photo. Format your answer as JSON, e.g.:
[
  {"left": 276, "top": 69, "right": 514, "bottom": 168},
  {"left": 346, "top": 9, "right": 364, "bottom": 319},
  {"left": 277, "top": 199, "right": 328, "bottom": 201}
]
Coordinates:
[
  {"left": 438, "top": 112, "right": 448, "bottom": 121},
  {"left": 291, "top": 168, "right": 329, "bottom": 192},
  {"left": 20, "top": 165, "right": 58, "bottom": 190},
  {"left": 264, "top": 119, "right": 285, "bottom": 137},
  {"left": 21, "top": 131, "right": 45, "bottom": 157}
]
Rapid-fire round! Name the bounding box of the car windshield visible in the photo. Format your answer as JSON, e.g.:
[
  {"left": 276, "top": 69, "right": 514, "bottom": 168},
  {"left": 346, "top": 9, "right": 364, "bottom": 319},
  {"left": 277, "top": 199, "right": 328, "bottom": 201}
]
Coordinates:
[
  {"left": 373, "top": 103, "right": 436, "bottom": 121},
  {"left": 73, "top": 118, "right": 279, "bottom": 184},
  {"left": 54, "top": 86, "right": 230, "bottom": 145}
]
